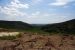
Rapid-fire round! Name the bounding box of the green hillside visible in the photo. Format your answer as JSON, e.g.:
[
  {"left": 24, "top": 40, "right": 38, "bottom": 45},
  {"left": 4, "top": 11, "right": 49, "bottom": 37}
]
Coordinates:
[
  {"left": 0, "top": 20, "right": 32, "bottom": 31},
  {"left": 41, "top": 19, "right": 75, "bottom": 34},
  {"left": 0, "top": 19, "right": 75, "bottom": 35}
]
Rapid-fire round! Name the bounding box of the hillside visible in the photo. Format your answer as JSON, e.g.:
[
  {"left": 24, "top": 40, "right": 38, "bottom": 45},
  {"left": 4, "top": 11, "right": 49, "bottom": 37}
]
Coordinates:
[
  {"left": 41, "top": 19, "right": 75, "bottom": 34},
  {"left": 0, "top": 19, "right": 75, "bottom": 34},
  {"left": 0, "top": 20, "right": 32, "bottom": 31},
  {"left": 0, "top": 19, "right": 75, "bottom": 50}
]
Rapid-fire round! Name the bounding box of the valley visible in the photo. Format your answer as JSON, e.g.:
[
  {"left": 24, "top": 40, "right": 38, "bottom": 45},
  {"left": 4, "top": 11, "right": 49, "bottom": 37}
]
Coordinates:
[{"left": 0, "top": 19, "right": 75, "bottom": 50}]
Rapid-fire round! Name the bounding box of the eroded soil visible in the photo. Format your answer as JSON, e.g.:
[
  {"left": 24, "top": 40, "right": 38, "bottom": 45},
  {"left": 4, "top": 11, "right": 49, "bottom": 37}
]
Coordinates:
[{"left": 0, "top": 32, "right": 75, "bottom": 50}]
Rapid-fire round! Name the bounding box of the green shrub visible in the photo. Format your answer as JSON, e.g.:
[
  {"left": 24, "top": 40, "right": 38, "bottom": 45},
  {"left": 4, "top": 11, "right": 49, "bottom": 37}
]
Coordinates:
[{"left": 0, "top": 33, "right": 22, "bottom": 40}]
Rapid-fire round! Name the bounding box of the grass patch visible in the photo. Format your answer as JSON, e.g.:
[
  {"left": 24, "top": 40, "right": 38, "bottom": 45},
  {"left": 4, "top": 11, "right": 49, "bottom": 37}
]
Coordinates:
[{"left": 0, "top": 33, "right": 22, "bottom": 40}]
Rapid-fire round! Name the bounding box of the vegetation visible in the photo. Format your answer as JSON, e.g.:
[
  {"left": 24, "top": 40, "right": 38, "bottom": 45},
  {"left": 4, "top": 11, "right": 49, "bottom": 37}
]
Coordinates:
[
  {"left": 41, "top": 19, "right": 75, "bottom": 35},
  {"left": 0, "top": 20, "right": 32, "bottom": 31},
  {"left": 0, "top": 19, "right": 75, "bottom": 36},
  {"left": 0, "top": 33, "right": 22, "bottom": 40}
]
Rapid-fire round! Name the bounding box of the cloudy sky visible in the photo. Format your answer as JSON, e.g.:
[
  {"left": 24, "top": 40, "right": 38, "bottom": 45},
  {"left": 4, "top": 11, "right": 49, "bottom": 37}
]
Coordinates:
[{"left": 0, "top": 0, "right": 75, "bottom": 24}]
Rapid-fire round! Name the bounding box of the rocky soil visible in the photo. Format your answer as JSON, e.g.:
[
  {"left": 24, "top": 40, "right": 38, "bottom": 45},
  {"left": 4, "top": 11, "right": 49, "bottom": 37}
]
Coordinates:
[{"left": 0, "top": 32, "right": 75, "bottom": 50}]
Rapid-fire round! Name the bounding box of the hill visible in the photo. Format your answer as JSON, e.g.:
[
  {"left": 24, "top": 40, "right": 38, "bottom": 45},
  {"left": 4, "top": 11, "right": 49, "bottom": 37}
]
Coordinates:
[
  {"left": 0, "top": 20, "right": 75, "bottom": 50},
  {"left": 0, "top": 20, "right": 32, "bottom": 31},
  {"left": 41, "top": 19, "right": 75, "bottom": 34},
  {"left": 0, "top": 19, "right": 75, "bottom": 34}
]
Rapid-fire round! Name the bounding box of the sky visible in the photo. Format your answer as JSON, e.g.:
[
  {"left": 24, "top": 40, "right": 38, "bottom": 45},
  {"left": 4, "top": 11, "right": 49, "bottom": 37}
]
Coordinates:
[{"left": 0, "top": 0, "right": 75, "bottom": 24}]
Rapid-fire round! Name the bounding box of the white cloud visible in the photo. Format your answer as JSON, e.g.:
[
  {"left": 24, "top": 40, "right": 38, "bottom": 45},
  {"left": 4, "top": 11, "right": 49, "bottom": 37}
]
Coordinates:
[
  {"left": 26, "top": 11, "right": 40, "bottom": 19},
  {"left": 0, "top": 0, "right": 29, "bottom": 17},
  {"left": 31, "top": 11, "right": 40, "bottom": 16},
  {"left": 49, "top": 0, "right": 75, "bottom": 6},
  {"left": 31, "top": 0, "right": 43, "bottom": 5},
  {"left": 10, "top": 1, "right": 29, "bottom": 9},
  {"left": 13, "top": 0, "right": 20, "bottom": 3},
  {"left": 32, "top": 0, "right": 42, "bottom": 3},
  {"left": 25, "top": 12, "right": 70, "bottom": 24}
]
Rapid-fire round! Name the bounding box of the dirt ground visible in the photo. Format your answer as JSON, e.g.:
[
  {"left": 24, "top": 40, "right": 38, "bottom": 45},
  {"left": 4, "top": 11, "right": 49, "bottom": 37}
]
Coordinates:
[{"left": 0, "top": 32, "right": 75, "bottom": 50}]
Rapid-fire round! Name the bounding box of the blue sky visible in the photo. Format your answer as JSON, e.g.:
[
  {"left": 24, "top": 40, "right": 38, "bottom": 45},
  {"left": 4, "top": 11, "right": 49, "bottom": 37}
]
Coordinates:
[{"left": 0, "top": 0, "right": 75, "bottom": 24}]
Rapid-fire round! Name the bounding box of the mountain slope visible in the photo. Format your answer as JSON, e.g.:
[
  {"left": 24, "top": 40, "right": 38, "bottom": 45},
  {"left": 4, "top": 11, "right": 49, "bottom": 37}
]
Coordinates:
[
  {"left": 0, "top": 20, "right": 32, "bottom": 31},
  {"left": 41, "top": 19, "right": 75, "bottom": 34}
]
